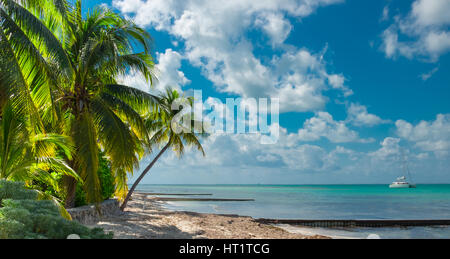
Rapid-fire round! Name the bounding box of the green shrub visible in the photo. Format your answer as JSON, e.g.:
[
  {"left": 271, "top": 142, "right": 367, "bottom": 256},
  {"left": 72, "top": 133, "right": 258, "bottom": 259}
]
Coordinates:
[
  {"left": 98, "top": 155, "right": 115, "bottom": 201},
  {"left": 74, "top": 182, "right": 87, "bottom": 207},
  {"left": 0, "top": 181, "right": 38, "bottom": 203},
  {"left": 2, "top": 199, "right": 60, "bottom": 217},
  {"left": 0, "top": 180, "right": 113, "bottom": 239},
  {"left": 75, "top": 152, "right": 115, "bottom": 207},
  {"left": 30, "top": 151, "right": 116, "bottom": 208},
  {"left": 0, "top": 219, "right": 27, "bottom": 239}
]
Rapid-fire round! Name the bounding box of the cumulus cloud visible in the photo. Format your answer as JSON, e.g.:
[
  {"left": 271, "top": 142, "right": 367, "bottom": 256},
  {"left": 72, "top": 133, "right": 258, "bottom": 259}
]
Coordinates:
[
  {"left": 346, "top": 103, "right": 390, "bottom": 127},
  {"left": 113, "top": 0, "right": 344, "bottom": 30},
  {"left": 154, "top": 49, "right": 191, "bottom": 91},
  {"left": 113, "top": 0, "right": 350, "bottom": 112},
  {"left": 380, "top": 0, "right": 450, "bottom": 61},
  {"left": 255, "top": 12, "right": 292, "bottom": 45},
  {"left": 370, "top": 137, "right": 401, "bottom": 160},
  {"left": 117, "top": 49, "right": 189, "bottom": 93},
  {"left": 130, "top": 113, "right": 450, "bottom": 184},
  {"left": 156, "top": 125, "right": 343, "bottom": 172},
  {"left": 395, "top": 114, "right": 450, "bottom": 157},
  {"left": 272, "top": 50, "right": 353, "bottom": 112},
  {"left": 136, "top": 125, "right": 448, "bottom": 184},
  {"left": 412, "top": 0, "right": 450, "bottom": 26},
  {"left": 296, "top": 112, "right": 373, "bottom": 143}
]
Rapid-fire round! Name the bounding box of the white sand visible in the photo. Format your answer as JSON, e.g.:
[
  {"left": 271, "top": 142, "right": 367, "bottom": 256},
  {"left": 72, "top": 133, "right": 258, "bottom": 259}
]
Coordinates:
[{"left": 88, "top": 193, "right": 330, "bottom": 239}]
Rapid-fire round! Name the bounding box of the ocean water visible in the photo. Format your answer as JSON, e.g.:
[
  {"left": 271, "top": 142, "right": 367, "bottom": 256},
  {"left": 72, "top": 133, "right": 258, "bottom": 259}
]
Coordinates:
[{"left": 135, "top": 184, "right": 450, "bottom": 238}]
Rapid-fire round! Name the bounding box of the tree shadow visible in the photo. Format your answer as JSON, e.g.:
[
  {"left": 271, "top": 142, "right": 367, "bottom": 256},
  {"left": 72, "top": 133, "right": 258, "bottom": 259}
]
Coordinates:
[
  {"left": 86, "top": 194, "right": 205, "bottom": 239},
  {"left": 95, "top": 218, "right": 198, "bottom": 239}
]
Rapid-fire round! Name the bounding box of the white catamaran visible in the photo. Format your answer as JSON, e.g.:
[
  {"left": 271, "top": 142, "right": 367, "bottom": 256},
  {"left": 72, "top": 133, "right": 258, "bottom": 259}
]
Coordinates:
[
  {"left": 389, "top": 176, "right": 416, "bottom": 188},
  {"left": 389, "top": 153, "right": 416, "bottom": 189}
]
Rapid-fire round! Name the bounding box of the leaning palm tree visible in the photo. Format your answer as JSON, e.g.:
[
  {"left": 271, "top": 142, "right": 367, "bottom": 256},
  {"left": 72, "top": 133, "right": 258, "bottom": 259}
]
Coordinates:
[
  {"left": 46, "top": 1, "right": 158, "bottom": 207},
  {"left": 120, "top": 89, "right": 206, "bottom": 211}
]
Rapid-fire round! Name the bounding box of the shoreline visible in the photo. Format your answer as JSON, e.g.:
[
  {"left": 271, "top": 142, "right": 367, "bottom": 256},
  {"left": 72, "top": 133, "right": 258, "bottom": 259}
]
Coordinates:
[{"left": 88, "top": 193, "right": 330, "bottom": 239}]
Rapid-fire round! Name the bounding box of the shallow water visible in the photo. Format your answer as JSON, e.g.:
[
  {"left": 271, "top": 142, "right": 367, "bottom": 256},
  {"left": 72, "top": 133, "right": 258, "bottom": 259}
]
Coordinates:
[
  {"left": 135, "top": 184, "right": 450, "bottom": 238},
  {"left": 277, "top": 224, "right": 450, "bottom": 239}
]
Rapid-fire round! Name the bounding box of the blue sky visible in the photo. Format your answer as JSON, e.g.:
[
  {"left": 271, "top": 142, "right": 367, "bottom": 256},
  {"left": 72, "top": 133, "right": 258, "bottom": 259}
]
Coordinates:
[{"left": 84, "top": 0, "right": 449, "bottom": 184}]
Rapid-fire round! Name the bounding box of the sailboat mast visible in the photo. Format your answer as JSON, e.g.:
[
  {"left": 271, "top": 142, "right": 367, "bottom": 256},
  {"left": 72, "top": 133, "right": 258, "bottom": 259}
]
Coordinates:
[
  {"left": 405, "top": 160, "right": 414, "bottom": 183},
  {"left": 401, "top": 149, "right": 414, "bottom": 184}
]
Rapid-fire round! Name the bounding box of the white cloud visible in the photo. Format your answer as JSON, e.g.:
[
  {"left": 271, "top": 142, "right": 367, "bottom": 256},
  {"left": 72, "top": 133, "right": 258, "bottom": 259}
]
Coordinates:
[
  {"left": 154, "top": 49, "right": 190, "bottom": 91},
  {"left": 113, "top": 0, "right": 345, "bottom": 30},
  {"left": 156, "top": 125, "right": 343, "bottom": 172},
  {"left": 411, "top": 0, "right": 450, "bottom": 26},
  {"left": 420, "top": 66, "right": 439, "bottom": 81},
  {"left": 381, "top": 0, "right": 450, "bottom": 61},
  {"left": 255, "top": 12, "right": 292, "bottom": 45},
  {"left": 282, "top": 144, "right": 328, "bottom": 170},
  {"left": 370, "top": 137, "right": 401, "bottom": 160},
  {"left": 117, "top": 49, "right": 189, "bottom": 93},
  {"left": 133, "top": 118, "right": 450, "bottom": 184},
  {"left": 380, "top": 5, "right": 389, "bottom": 22},
  {"left": 296, "top": 112, "right": 372, "bottom": 143},
  {"left": 113, "top": 0, "right": 350, "bottom": 113},
  {"left": 116, "top": 69, "right": 150, "bottom": 93},
  {"left": 139, "top": 125, "right": 448, "bottom": 184},
  {"left": 327, "top": 74, "right": 352, "bottom": 96},
  {"left": 396, "top": 114, "right": 450, "bottom": 157},
  {"left": 256, "top": 153, "right": 280, "bottom": 162},
  {"left": 346, "top": 103, "right": 390, "bottom": 127},
  {"left": 273, "top": 50, "right": 353, "bottom": 112}
]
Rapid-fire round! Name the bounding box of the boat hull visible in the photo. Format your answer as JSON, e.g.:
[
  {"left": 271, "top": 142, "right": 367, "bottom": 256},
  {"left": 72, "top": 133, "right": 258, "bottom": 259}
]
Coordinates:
[{"left": 389, "top": 183, "right": 416, "bottom": 188}]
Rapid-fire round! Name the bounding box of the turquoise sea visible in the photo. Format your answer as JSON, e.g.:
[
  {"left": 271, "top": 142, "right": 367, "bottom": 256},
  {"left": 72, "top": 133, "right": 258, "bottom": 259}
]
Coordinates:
[{"left": 135, "top": 184, "right": 450, "bottom": 238}]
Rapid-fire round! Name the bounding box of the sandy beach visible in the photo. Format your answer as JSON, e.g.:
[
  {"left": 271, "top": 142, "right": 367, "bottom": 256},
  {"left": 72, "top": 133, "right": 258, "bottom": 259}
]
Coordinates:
[{"left": 88, "top": 193, "right": 329, "bottom": 239}]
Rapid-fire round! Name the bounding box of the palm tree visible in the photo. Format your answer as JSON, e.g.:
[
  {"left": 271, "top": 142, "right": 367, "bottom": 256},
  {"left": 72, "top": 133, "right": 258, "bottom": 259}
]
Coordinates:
[
  {"left": 0, "top": 100, "right": 80, "bottom": 220},
  {"left": 47, "top": 1, "right": 158, "bottom": 207},
  {"left": 0, "top": 0, "right": 72, "bottom": 131},
  {"left": 120, "top": 89, "right": 206, "bottom": 211},
  {"left": 0, "top": 101, "right": 79, "bottom": 192},
  {"left": 0, "top": 1, "right": 159, "bottom": 208}
]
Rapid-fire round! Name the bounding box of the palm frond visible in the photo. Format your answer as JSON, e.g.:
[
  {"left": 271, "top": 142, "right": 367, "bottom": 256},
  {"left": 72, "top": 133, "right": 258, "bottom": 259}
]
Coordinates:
[
  {"left": 1, "top": 0, "right": 73, "bottom": 76},
  {"left": 182, "top": 133, "right": 206, "bottom": 156},
  {"left": 104, "top": 84, "right": 159, "bottom": 113},
  {"left": 0, "top": 28, "right": 43, "bottom": 132},
  {"left": 35, "top": 189, "right": 72, "bottom": 220},
  {"left": 113, "top": 168, "right": 128, "bottom": 202},
  {"left": 90, "top": 98, "right": 139, "bottom": 173},
  {"left": 100, "top": 92, "right": 148, "bottom": 141}
]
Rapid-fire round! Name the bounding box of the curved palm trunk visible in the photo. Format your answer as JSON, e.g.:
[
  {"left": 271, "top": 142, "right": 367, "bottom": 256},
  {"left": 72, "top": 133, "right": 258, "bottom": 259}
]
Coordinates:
[{"left": 120, "top": 141, "right": 171, "bottom": 211}]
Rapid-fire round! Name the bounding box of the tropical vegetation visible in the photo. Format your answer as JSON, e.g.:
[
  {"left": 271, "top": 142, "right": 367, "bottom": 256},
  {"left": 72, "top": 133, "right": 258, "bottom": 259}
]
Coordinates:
[
  {"left": 0, "top": 0, "right": 206, "bottom": 238},
  {"left": 0, "top": 180, "right": 112, "bottom": 238},
  {"left": 1, "top": 0, "right": 158, "bottom": 207},
  {"left": 0, "top": 102, "right": 78, "bottom": 188},
  {"left": 47, "top": 1, "right": 159, "bottom": 208}
]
